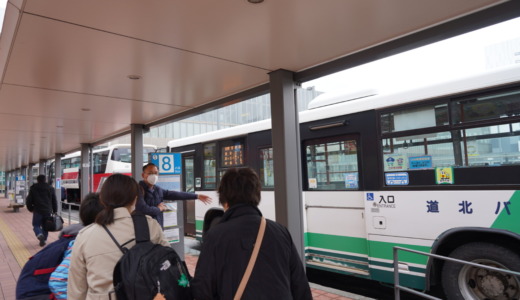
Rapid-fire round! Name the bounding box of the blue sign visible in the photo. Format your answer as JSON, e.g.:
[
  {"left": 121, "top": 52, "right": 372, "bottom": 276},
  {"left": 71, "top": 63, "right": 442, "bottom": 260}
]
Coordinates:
[
  {"left": 385, "top": 172, "right": 409, "bottom": 185},
  {"left": 366, "top": 193, "right": 374, "bottom": 201},
  {"left": 409, "top": 155, "right": 432, "bottom": 169},
  {"left": 150, "top": 153, "right": 182, "bottom": 175},
  {"left": 16, "top": 176, "right": 25, "bottom": 181}
]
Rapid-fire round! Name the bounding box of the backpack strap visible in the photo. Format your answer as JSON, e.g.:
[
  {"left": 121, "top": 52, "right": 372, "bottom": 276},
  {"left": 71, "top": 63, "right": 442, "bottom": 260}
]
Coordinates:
[
  {"left": 102, "top": 225, "right": 126, "bottom": 254},
  {"left": 131, "top": 212, "right": 150, "bottom": 243}
]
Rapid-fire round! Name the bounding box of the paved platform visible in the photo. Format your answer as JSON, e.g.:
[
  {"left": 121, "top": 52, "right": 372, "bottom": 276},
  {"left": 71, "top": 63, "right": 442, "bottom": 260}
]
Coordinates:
[{"left": 0, "top": 196, "right": 369, "bottom": 300}]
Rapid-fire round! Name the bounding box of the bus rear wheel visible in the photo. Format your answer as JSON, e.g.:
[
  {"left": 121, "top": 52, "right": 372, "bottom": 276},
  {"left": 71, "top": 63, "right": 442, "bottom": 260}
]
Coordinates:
[{"left": 441, "top": 242, "right": 520, "bottom": 300}]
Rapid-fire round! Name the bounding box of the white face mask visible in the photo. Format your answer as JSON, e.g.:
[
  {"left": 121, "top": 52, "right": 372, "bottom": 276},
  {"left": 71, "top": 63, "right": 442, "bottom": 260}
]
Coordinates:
[{"left": 147, "top": 174, "right": 159, "bottom": 185}]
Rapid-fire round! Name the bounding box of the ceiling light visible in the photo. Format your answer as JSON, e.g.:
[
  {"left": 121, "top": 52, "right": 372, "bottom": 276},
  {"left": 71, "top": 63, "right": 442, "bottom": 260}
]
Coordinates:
[
  {"left": 81, "top": 108, "right": 91, "bottom": 111},
  {"left": 128, "top": 74, "right": 141, "bottom": 80},
  {"left": 247, "top": 0, "right": 264, "bottom": 3}
]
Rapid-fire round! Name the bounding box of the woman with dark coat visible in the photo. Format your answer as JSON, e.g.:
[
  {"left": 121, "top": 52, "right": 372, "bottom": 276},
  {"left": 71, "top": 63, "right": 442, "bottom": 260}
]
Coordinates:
[{"left": 191, "top": 167, "right": 312, "bottom": 300}]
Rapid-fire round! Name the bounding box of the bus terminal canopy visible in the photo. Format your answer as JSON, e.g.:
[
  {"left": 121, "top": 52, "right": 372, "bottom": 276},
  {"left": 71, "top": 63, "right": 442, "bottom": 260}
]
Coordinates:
[{"left": 0, "top": 0, "right": 518, "bottom": 171}]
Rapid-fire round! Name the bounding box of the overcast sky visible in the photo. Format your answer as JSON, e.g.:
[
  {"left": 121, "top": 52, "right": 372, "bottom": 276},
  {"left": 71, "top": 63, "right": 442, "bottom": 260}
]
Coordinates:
[{"left": 303, "top": 17, "right": 520, "bottom": 94}]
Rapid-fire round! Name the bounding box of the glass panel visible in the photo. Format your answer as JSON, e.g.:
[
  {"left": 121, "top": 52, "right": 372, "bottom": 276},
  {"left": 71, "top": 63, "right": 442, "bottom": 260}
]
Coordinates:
[
  {"left": 382, "top": 132, "right": 455, "bottom": 172},
  {"left": 143, "top": 147, "right": 156, "bottom": 163},
  {"left": 93, "top": 151, "right": 109, "bottom": 174},
  {"left": 259, "top": 148, "right": 274, "bottom": 188},
  {"left": 452, "top": 89, "right": 520, "bottom": 124},
  {"left": 203, "top": 143, "right": 217, "bottom": 189},
  {"left": 381, "top": 103, "right": 448, "bottom": 133},
  {"left": 306, "top": 138, "right": 359, "bottom": 190},
  {"left": 184, "top": 157, "right": 195, "bottom": 193},
  {"left": 464, "top": 123, "right": 520, "bottom": 166}
]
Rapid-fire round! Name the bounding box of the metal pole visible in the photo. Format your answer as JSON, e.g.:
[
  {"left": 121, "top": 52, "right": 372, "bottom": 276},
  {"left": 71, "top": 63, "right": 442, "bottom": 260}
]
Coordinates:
[
  {"left": 269, "top": 69, "right": 305, "bottom": 263},
  {"left": 55, "top": 154, "right": 62, "bottom": 214},
  {"left": 80, "top": 144, "right": 91, "bottom": 200},
  {"left": 131, "top": 124, "right": 145, "bottom": 181}
]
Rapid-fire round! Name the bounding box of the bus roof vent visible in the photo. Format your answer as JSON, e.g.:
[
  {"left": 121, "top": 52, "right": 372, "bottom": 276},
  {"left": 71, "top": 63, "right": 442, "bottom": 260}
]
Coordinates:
[{"left": 307, "top": 88, "right": 378, "bottom": 109}]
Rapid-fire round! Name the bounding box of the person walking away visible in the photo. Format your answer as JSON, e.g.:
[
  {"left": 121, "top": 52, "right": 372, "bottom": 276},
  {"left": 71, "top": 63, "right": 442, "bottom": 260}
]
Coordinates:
[
  {"left": 191, "top": 167, "right": 312, "bottom": 300},
  {"left": 67, "top": 174, "right": 170, "bottom": 300},
  {"left": 26, "top": 174, "right": 58, "bottom": 247},
  {"left": 135, "top": 162, "right": 212, "bottom": 228}
]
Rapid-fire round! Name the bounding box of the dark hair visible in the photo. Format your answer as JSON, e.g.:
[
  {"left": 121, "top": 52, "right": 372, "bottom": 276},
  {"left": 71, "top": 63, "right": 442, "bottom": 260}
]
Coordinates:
[
  {"left": 96, "top": 174, "right": 139, "bottom": 225},
  {"left": 79, "top": 193, "right": 103, "bottom": 226},
  {"left": 142, "top": 163, "right": 157, "bottom": 172},
  {"left": 37, "top": 175, "right": 46, "bottom": 184},
  {"left": 218, "top": 168, "right": 261, "bottom": 208}
]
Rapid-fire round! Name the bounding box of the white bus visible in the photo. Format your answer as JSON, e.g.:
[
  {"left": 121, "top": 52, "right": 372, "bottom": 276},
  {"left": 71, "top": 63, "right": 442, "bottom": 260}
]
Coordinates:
[
  {"left": 55, "top": 144, "right": 156, "bottom": 203},
  {"left": 168, "top": 65, "right": 520, "bottom": 299}
]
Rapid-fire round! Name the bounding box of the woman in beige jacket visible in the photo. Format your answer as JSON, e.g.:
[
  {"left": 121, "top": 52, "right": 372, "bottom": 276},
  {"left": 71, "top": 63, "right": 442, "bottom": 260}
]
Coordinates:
[{"left": 67, "top": 174, "right": 169, "bottom": 300}]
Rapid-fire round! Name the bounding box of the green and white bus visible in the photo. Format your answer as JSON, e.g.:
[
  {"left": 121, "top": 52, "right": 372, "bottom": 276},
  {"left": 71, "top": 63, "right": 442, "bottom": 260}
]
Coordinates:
[{"left": 168, "top": 64, "right": 520, "bottom": 299}]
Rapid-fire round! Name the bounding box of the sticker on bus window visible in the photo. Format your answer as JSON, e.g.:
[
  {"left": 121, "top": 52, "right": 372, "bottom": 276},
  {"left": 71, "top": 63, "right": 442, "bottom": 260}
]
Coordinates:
[
  {"left": 383, "top": 154, "right": 408, "bottom": 171},
  {"left": 344, "top": 173, "right": 359, "bottom": 189},
  {"left": 409, "top": 156, "right": 432, "bottom": 169},
  {"left": 435, "top": 167, "right": 454, "bottom": 184},
  {"left": 308, "top": 178, "right": 317, "bottom": 189},
  {"left": 385, "top": 172, "right": 409, "bottom": 185}
]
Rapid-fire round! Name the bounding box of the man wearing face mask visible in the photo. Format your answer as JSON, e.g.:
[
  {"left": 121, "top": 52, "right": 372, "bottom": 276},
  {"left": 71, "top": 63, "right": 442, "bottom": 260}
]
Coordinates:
[{"left": 135, "top": 163, "right": 212, "bottom": 228}]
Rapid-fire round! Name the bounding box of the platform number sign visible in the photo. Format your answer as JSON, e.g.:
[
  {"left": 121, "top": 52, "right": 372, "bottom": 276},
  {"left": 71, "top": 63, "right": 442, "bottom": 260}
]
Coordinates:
[{"left": 150, "top": 153, "right": 182, "bottom": 175}]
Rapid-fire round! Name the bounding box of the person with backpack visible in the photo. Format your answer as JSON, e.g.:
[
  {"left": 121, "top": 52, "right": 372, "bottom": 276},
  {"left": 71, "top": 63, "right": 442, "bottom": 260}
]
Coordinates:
[
  {"left": 48, "top": 193, "right": 103, "bottom": 299},
  {"left": 26, "top": 174, "right": 58, "bottom": 247},
  {"left": 67, "top": 174, "right": 170, "bottom": 300},
  {"left": 191, "top": 167, "right": 312, "bottom": 300},
  {"left": 16, "top": 193, "right": 103, "bottom": 300}
]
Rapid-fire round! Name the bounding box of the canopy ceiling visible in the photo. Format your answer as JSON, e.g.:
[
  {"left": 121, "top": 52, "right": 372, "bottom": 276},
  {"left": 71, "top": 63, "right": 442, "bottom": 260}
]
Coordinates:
[{"left": 0, "top": 0, "right": 517, "bottom": 171}]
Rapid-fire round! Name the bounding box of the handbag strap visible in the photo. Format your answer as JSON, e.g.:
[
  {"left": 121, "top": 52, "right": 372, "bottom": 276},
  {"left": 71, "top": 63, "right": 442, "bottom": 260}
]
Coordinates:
[{"left": 234, "top": 217, "right": 266, "bottom": 300}]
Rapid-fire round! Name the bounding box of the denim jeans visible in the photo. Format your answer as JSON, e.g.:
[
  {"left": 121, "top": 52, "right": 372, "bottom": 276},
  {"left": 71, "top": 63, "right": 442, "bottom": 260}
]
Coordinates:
[{"left": 32, "top": 212, "right": 49, "bottom": 240}]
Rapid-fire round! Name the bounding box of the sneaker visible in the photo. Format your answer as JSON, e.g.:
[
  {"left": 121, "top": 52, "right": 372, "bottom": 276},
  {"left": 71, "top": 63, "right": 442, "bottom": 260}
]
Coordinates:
[{"left": 37, "top": 234, "right": 46, "bottom": 247}]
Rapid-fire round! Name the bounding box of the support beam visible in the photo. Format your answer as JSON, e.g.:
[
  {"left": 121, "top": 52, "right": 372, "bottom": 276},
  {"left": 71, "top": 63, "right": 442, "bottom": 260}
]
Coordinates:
[
  {"left": 80, "top": 144, "right": 91, "bottom": 200},
  {"left": 269, "top": 69, "right": 305, "bottom": 263},
  {"left": 131, "top": 124, "right": 145, "bottom": 181}
]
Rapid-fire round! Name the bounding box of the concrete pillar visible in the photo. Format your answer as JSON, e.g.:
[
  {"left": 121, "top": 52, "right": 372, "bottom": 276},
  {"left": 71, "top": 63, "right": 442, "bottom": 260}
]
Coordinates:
[{"left": 269, "top": 69, "right": 305, "bottom": 263}]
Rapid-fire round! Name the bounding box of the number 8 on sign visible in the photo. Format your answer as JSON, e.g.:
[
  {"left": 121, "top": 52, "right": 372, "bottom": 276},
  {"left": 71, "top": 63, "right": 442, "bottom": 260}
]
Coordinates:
[{"left": 160, "top": 154, "right": 174, "bottom": 173}]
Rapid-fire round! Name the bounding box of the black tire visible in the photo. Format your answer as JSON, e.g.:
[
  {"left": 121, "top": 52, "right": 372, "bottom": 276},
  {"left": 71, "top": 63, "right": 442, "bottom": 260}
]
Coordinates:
[
  {"left": 441, "top": 242, "right": 520, "bottom": 300},
  {"left": 201, "top": 208, "right": 224, "bottom": 242}
]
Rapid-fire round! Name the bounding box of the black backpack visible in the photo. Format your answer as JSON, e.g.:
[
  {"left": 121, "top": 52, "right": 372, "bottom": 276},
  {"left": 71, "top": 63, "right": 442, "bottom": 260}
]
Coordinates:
[{"left": 103, "top": 212, "right": 192, "bottom": 300}]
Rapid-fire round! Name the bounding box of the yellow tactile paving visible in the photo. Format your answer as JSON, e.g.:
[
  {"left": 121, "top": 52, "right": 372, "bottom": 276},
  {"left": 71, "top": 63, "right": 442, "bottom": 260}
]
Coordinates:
[{"left": 0, "top": 216, "right": 31, "bottom": 267}]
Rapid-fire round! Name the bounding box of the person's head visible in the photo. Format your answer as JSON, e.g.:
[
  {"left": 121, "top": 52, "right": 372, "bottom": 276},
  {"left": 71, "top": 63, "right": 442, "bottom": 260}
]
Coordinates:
[
  {"left": 218, "top": 168, "right": 261, "bottom": 210},
  {"left": 96, "top": 174, "right": 139, "bottom": 225},
  {"left": 37, "top": 175, "right": 46, "bottom": 184},
  {"left": 79, "top": 193, "right": 103, "bottom": 226},
  {"left": 142, "top": 163, "right": 159, "bottom": 187}
]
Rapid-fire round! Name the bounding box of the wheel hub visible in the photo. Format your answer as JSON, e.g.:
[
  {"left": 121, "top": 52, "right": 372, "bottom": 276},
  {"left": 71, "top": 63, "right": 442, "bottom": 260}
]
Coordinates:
[
  {"left": 476, "top": 271, "right": 506, "bottom": 298},
  {"left": 462, "top": 262, "right": 520, "bottom": 300}
]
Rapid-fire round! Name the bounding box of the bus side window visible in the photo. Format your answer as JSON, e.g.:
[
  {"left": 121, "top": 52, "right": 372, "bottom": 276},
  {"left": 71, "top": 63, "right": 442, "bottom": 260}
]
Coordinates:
[
  {"left": 203, "top": 143, "right": 217, "bottom": 189},
  {"left": 305, "top": 136, "right": 360, "bottom": 191},
  {"left": 259, "top": 147, "right": 274, "bottom": 188}
]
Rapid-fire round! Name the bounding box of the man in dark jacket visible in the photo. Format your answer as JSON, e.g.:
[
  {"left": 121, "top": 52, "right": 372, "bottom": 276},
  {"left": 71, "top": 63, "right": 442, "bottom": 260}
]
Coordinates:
[
  {"left": 191, "top": 168, "right": 312, "bottom": 300},
  {"left": 135, "top": 163, "right": 212, "bottom": 228},
  {"left": 26, "top": 175, "right": 58, "bottom": 247}
]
